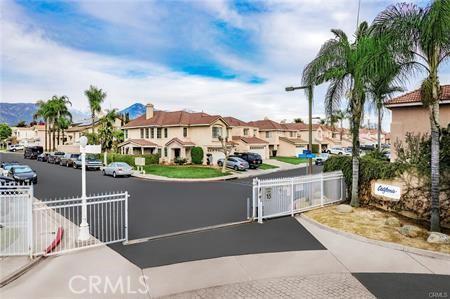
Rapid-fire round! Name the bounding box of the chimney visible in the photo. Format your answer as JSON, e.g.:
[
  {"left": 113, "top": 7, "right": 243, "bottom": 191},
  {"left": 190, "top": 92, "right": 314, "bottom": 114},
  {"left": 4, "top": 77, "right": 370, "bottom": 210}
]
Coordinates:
[{"left": 146, "top": 103, "right": 154, "bottom": 119}]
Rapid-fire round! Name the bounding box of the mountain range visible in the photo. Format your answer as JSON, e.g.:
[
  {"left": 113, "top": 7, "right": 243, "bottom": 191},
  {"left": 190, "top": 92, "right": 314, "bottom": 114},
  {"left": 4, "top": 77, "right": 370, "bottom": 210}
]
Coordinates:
[{"left": 0, "top": 102, "right": 146, "bottom": 126}]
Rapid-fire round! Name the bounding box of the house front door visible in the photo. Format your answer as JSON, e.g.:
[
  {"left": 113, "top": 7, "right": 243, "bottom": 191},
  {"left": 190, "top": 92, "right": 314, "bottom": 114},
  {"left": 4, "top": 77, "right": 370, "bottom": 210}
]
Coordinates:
[{"left": 174, "top": 148, "right": 181, "bottom": 159}]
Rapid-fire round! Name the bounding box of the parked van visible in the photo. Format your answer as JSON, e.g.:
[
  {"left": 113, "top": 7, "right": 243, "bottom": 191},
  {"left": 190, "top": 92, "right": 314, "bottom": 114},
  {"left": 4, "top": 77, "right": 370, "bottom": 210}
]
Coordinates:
[{"left": 24, "top": 146, "right": 44, "bottom": 159}]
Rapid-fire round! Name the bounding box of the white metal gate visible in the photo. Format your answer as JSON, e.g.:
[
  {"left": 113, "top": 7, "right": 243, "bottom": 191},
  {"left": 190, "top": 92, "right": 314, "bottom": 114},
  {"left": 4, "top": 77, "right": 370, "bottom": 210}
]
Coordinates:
[
  {"left": 0, "top": 183, "right": 128, "bottom": 257},
  {"left": 0, "top": 184, "right": 33, "bottom": 256},
  {"left": 252, "top": 171, "right": 346, "bottom": 223}
]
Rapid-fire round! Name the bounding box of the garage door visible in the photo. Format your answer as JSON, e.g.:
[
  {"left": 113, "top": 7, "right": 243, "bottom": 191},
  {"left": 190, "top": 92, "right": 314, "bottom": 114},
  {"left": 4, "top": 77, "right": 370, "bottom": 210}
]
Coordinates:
[
  {"left": 249, "top": 146, "right": 268, "bottom": 160},
  {"left": 207, "top": 148, "right": 225, "bottom": 165},
  {"left": 295, "top": 146, "right": 307, "bottom": 157}
]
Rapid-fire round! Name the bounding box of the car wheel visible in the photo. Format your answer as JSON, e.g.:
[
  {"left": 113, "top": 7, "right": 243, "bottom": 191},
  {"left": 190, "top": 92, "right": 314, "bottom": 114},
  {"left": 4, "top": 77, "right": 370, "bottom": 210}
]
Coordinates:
[
  {"left": 327, "top": 150, "right": 331, "bottom": 154},
  {"left": 102, "top": 170, "right": 106, "bottom": 176},
  {"left": 113, "top": 171, "right": 116, "bottom": 178},
  {"left": 73, "top": 164, "right": 77, "bottom": 169},
  {"left": 66, "top": 162, "right": 70, "bottom": 167},
  {"left": 338, "top": 152, "right": 343, "bottom": 155},
  {"left": 218, "top": 161, "right": 223, "bottom": 167},
  {"left": 233, "top": 165, "right": 238, "bottom": 171}
]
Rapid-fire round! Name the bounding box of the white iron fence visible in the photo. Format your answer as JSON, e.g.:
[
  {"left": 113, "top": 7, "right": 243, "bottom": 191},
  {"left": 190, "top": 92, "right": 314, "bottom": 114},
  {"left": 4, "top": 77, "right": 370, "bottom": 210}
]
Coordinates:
[
  {"left": 0, "top": 183, "right": 33, "bottom": 256},
  {"left": 253, "top": 171, "right": 346, "bottom": 222},
  {"left": 0, "top": 183, "right": 128, "bottom": 257}
]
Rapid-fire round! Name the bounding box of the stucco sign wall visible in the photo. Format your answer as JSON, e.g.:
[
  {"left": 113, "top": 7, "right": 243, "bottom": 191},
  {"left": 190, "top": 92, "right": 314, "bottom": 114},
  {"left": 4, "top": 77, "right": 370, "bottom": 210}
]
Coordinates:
[{"left": 374, "top": 183, "right": 401, "bottom": 200}]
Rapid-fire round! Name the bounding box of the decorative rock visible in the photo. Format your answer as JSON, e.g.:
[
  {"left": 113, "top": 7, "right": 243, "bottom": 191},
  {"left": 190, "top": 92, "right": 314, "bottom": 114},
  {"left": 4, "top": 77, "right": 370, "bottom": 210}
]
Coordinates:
[
  {"left": 336, "top": 204, "right": 353, "bottom": 213},
  {"left": 385, "top": 217, "right": 401, "bottom": 227},
  {"left": 399, "top": 225, "right": 421, "bottom": 238},
  {"left": 427, "top": 232, "right": 450, "bottom": 244}
]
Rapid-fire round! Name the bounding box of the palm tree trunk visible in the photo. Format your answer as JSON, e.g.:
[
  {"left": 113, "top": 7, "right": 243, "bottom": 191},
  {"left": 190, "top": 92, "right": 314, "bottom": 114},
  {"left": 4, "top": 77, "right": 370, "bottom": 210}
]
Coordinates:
[
  {"left": 377, "top": 105, "right": 382, "bottom": 151},
  {"left": 350, "top": 101, "right": 361, "bottom": 207},
  {"left": 62, "top": 129, "right": 65, "bottom": 145},
  {"left": 430, "top": 82, "right": 440, "bottom": 232},
  {"left": 44, "top": 121, "right": 48, "bottom": 152},
  {"left": 340, "top": 120, "right": 343, "bottom": 141},
  {"left": 92, "top": 113, "right": 95, "bottom": 134},
  {"left": 57, "top": 128, "right": 60, "bottom": 146},
  {"left": 52, "top": 123, "right": 56, "bottom": 151}
]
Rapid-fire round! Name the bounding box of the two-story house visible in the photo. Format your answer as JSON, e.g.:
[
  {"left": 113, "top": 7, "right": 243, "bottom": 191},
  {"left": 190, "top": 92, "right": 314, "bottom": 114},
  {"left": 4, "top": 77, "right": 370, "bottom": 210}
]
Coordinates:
[
  {"left": 223, "top": 116, "right": 270, "bottom": 159},
  {"left": 11, "top": 125, "right": 46, "bottom": 146},
  {"left": 65, "top": 115, "right": 122, "bottom": 145},
  {"left": 119, "top": 103, "right": 232, "bottom": 164}
]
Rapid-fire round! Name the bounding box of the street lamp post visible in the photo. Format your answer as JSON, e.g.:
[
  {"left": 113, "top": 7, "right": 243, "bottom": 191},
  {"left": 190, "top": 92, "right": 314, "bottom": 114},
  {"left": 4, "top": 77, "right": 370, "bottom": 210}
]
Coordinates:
[
  {"left": 285, "top": 85, "right": 313, "bottom": 174},
  {"left": 78, "top": 136, "right": 90, "bottom": 241}
]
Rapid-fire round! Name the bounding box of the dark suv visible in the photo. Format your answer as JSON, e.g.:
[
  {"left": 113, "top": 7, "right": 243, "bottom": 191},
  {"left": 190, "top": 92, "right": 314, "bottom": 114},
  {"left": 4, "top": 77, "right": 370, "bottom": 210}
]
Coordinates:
[
  {"left": 47, "top": 152, "right": 65, "bottom": 164},
  {"left": 24, "top": 146, "right": 43, "bottom": 159},
  {"left": 232, "top": 152, "right": 263, "bottom": 169}
]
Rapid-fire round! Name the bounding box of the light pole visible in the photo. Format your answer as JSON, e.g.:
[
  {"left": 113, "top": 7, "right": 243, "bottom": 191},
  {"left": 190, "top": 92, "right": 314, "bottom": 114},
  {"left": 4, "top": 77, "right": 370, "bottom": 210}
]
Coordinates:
[
  {"left": 285, "top": 85, "right": 313, "bottom": 174},
  {"left": 78, "top": 136, "right": 90, "bottom": 241}
]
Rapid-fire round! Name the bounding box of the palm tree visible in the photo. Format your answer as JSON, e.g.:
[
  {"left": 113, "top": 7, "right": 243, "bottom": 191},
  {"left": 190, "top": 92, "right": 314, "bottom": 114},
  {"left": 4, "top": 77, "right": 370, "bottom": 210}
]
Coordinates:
[
  {"left": 303, "top": 22, "right": 377, "bottom": 207},
  {"left": 98, "top": 109, "right": 118, "bottom": 151},
  {"left": 57, "top": 116, "right": 71, "bottom": 145},
  {"left": 52, "top": 96, "right": 72, "bottom": 146},
  {"left": 34, "top": 100, "right": 51, "bottom": 151},
  {"left": 84, "top": 85, "right": 106, "bottom": 133},
  {"left": 333, "top": 109, "right": 348, "bottom": 141},
  {"left": 372, "top": 0, "right": 450, "bottom": 232}
]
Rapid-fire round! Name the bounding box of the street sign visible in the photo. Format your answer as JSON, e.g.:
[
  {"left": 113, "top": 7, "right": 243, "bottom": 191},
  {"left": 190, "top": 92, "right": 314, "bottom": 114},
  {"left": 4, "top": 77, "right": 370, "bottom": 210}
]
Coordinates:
[{"left": 83, "top": 145, "right": 101, "bottom": 154}]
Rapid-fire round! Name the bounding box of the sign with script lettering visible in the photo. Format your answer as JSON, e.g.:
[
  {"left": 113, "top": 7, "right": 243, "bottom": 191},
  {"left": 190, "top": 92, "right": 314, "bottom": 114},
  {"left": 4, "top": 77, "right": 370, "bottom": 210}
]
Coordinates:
[{"left": 374, "top": 183, "right": 401, "bottom": 200}]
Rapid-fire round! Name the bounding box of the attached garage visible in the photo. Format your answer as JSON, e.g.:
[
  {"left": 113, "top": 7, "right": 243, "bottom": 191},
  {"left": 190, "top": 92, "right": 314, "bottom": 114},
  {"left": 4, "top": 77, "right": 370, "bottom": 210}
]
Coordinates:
[
  {"left": 231, "top": 136, "right": 270, "bottom": 160},
  {"left": 249, "top": 146, "right": 268, "bottom": 159},
  {"left": 206, "top": 147, "right": 225, "bottom": 165}
]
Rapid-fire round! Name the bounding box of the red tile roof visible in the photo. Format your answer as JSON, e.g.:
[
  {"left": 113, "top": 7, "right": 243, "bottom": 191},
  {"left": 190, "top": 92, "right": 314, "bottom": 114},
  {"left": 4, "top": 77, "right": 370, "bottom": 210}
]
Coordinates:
[
  {"left": 165, "top": 137, "right": 195, "bottom": 147},
  {"left": 124, "top": 110, "right": 223, "bottom": 128},
  {"left": 385, "top": 85, "right": 450, "bottom": 106},
  {"left": 248, "top": 119, "right": 296, "bottom": 131},
  {"left": 279, "top": 137, "right": 308, "bottom": 145},
  {"left": 222, "top": 116, "right": 251, "bottom": 127},
  {"left": 232, "top": 136, "right": 268, "bottom": 144}
]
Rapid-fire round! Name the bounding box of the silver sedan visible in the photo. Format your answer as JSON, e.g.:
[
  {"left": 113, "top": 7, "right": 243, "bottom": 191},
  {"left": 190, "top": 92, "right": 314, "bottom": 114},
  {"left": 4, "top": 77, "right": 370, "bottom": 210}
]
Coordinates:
[
  {"left": 217, "top": 157, "right": 249, "bottom": 171},
  {"left": 102, "top": 162, "right": 133, "bottom": 178}
]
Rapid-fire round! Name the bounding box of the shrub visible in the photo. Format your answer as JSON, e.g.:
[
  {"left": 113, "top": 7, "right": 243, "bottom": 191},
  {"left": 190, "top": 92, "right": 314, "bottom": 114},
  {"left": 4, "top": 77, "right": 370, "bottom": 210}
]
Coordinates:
[
  {"left": 191, "top": 147, "right": 204, "bottom": 164},
  {"left": 174, "top": 157, "right": 187, "bottom": 165},
  {"left": 107, "top": 153, "right": 160, "bottom": 167}
]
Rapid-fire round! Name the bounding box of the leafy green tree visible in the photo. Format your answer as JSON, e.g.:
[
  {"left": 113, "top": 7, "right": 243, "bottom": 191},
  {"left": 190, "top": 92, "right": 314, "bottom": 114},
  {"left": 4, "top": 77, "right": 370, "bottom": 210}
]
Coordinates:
[
  {"left": 372, "top": 0, "right": 450, "bottom": 231},
  {"left": 84, "top": 85, "right": 106, "bottom": 133},
  {"left": 98, "top": 109, "right": 118, "bottom": 151},
  {"left": 294, "top": 118, "right": 304, "bottom": 124},
  {"left": 16, "top": 120, "right": 27, "bottom": 127},
  {"left": 303, "top": 22, "right": 378, "bottom": 207},
  {"left": 34, "top": 100, "right": 51, "bottom": 151},
  {"left": 332, "top": 109, "right": 348, "bottom": 141},
  {"left": 0, "top": 123, "right": 12, "bottom": 148}
]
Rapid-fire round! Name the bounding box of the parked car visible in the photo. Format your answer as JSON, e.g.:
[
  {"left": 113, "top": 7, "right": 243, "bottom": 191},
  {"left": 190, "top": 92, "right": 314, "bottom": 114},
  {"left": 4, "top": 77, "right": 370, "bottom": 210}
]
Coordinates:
[
  {"left": 327, "top": 147, "right": 345, "bottom": 155},
  {"left": 73, "top": 155, "right": 102, "bottom": 170},
  {"left": 344, "top": 147, "right": 353, "bottom": 156},
  {"left": 37, "top": 153, "right": 49, "bottom": 162},
  {"left": 217, "top": 157, "right": 249, "bottom": 171},
  {"left": 24, "top": 146, "right": 44, "bottom": 159},
  {"left": 383, "top": 150, "right": 391, "bottom": 160},
  {"left": 0, "top": 161, "right": 21, "bottom": 176},
  {"left": 59, "top": 153, "right": 80, "bottom": 167},
  {"left": 314, "top": 153, "right": 330, "bottom": 166},
  {"left": 10, "top": 165, "right": 37, "bottom": 184},
  {"left": 232, "top": 152, "right": 263, "bottom": 169},
  {"left": 47, "top": 152, "right": 65, "bottom": 164},
  {"left": 102, "top": 162, "right": 133, "bottom": 178},
  {"left": 0, "top": 175, "right": 15, "bottom": 184},
  {"left": 8, "top": 144, "right": 24, "bottom": 152}
]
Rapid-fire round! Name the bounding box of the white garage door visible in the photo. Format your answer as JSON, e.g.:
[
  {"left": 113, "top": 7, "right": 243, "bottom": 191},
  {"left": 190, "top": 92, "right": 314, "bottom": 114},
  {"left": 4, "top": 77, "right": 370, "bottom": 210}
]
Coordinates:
[
  {"left": 249, "top": 147, "right": 268, "bottom": 160},
  {"left": 208, "top": 148, "right": 225, "bottom": 165}
]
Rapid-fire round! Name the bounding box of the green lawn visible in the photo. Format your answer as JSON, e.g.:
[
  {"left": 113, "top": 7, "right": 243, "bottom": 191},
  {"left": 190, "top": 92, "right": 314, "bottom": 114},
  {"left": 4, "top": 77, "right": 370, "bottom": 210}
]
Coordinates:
[
  {"left": 259, "top": 163, "right": 279, "bottom": 170},
  {"left": 144, "top": 165, "right": 229, "bottom": 179},
  {"left": 271, "top": 156, "right": 309, "bottom": 165}
]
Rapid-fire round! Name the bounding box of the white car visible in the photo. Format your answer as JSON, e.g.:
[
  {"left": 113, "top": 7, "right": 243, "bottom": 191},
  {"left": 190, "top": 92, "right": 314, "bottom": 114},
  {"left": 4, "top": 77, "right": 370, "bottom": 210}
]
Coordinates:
[
  {"left": 8, "top": 144, "right": 24, "bottom": 152},
  {"left": 327, "top": 147, "right": 345, "bottom": 155},
  {"left": 102, "top": 162, "right": 133, "bottom": 178}
]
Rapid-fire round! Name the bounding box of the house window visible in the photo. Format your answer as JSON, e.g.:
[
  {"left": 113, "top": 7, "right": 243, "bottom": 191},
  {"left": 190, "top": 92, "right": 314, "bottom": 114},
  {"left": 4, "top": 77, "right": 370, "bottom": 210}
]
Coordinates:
[
  {"left": 140, "top": 128, "right": 144, "bottom": 138},
  {"left": 212, "top": 126, "right": 223, "bottom": 138},
  {"left": 145, "top": 128, "right": 149, "bottom": 138},
  {"left": 290, "top": 131, "right": 295, "bottom": 137},
  {"left": 158, "top": 148, "right": 162, "bottom": 155},
  {"left": 151, "top": 128, "right": 154, "bottom": 138},
  {"left": 265, "top": 131, "right": 272, "bottom": 138},
  {"left": 183, "top": 127, "right": 188, "bottom": 137},
  {"left": 253, "top": 129, "right": 257, "bottom": 136},
  {"left": 157, "top": 128, "right": 162, "bottom": 138},
  {"left": 164, "top": 128, "right": 168, "bottom": 138},
  {"left": 124, "top": 130, "right": 128, "bottom": 139},
  {"left": 164, "top": 147, "right": 168, "bottom": 157},
  {"left": 243, "top": 128, "right": 249, "bottom": 136}
]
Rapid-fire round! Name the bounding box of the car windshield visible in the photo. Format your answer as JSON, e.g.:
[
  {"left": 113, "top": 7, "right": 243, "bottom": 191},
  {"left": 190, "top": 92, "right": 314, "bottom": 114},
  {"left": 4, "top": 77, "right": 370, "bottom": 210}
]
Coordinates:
[
  {"left": 14, "top": 167, "right": 33, "bottom": 173},
  {"left": 248, "top": 154, "right": 261, "bottom": 159},
  {"left": 4, "top": 164, "right": 20, "bottom": 170}
]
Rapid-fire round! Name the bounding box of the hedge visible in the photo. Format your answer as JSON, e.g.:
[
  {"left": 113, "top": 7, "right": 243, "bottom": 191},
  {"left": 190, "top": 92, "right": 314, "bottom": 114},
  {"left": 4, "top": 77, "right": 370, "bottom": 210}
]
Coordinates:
[
  {"left": 323, "top": 154, "right": 407, "bottom": 198},
  {"left": 107, "top": 153, "right": 160, "bottom": 167},
  {"left": 191, "top": 146, "right": 204, "bottom": 164}
]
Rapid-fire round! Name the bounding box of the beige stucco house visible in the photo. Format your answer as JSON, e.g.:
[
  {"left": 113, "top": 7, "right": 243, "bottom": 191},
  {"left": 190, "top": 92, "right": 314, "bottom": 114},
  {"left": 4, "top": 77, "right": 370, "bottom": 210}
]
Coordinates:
[
  {"left": 65, "top": 116, "right": 122, "bottom": 145},
  {"left": 11, "top": 125, "right": 46, "bottom": 146},
  {"left": 119, "top": 104, "right": 233, "bottom": 164},
  {"left": 386, "top": 84, "right": 450, "bottom": 160},
  {"left": 223, "top": 116, "right": 270, "bottom": 159}
]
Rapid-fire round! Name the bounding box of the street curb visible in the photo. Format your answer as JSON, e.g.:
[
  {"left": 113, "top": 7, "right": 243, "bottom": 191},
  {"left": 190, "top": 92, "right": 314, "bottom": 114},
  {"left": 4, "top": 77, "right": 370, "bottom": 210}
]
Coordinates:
[
  {"left": 298, "top": 214, "right": 450, "bottom": 261},
  {"left": 0, "top": 256, "right": 45, "bottom": 288}
]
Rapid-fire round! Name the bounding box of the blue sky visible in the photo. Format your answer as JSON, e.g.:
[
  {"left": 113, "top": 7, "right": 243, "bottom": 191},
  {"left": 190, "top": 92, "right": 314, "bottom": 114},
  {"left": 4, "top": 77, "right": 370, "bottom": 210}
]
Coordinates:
[{"left": 1, "top": 0, "right": 449, "bottom": 130}]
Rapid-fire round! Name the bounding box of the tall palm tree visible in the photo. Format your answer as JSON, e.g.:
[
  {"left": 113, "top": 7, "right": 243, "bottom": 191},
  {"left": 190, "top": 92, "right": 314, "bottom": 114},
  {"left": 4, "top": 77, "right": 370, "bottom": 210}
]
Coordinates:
[
  {"left": 34, "top": 100, "right": 51, "bottom": 151},
  {"left": 303, "top": 22, "right": 377, "bottom": 207},
  {"left": 84, "top": 85, "right": 106, "bottom": 133},
  {"left": 333, "top": 109, "right": 348, "bottom": 141},
  {"left": 372, "top": 0, "right": 450, "bottom": 232},
  {"left": 98, "top": 109, "right": 118, "bottom": 151},
  {"left": 57, "top": 116, "right": 71, "bottom": 145},
  {"left": 53, "top": 96, "right": 72, "bottom": 146}
]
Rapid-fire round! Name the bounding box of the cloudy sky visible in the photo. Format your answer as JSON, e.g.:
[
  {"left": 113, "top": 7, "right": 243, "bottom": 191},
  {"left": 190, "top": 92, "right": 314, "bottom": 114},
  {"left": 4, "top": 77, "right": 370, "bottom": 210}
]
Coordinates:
[{"left": 1, "top": 0, "right": 449, "bottom": 130}]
